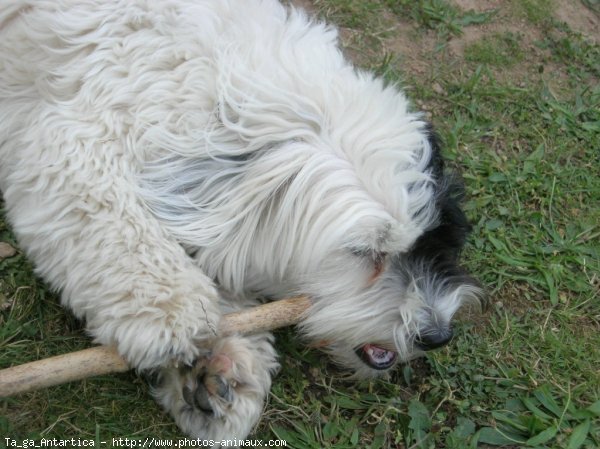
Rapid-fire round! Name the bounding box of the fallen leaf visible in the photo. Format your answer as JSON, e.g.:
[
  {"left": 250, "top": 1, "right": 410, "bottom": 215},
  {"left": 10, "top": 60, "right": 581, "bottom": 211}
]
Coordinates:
[{"left": 0, "top": 242, "right": 17, "bottom": 259}]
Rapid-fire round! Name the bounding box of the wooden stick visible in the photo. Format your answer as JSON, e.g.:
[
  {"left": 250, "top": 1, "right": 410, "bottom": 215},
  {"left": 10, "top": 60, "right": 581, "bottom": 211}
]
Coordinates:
[{"left": 0, "top": 296, "right": 311, "bottom": 397}]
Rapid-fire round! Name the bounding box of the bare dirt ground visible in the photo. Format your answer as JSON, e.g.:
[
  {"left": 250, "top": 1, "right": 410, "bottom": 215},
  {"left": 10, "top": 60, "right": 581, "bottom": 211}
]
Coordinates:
[
  {"left": 454, "top": 0, "right": 599, "bottom": 40},
  {"left": 293, "top": 0, "right": 599, "bottom": 81},
  {"left": 553, "top": 0, "right": 600, "bottom": 38},
  {"left": 450, "top": 0, "right": 598, "bottom": 54}
]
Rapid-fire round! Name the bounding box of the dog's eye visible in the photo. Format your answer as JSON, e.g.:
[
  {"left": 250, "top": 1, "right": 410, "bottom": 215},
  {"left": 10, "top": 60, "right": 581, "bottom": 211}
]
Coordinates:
[
  {"left": 350, "top": 249, "right": 388, "bottom": 281},
  {"left": 371, "top": 252, "right": 387, "bottom": 282}
]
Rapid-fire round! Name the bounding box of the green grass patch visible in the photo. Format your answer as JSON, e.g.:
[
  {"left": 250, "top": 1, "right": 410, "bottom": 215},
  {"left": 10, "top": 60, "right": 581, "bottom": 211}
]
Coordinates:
[
  {"left": 540, "top": 29, "right": 600, "bottom": 81},
  {"left": 314, "top": 0, "right": 384, "bottom": 29},
  {"left": 465, "top": 32, "right": 525, "bottom": 66},
  {"left": 387, "top": 0, "right": 497, "bottom": 39},
  {"left": 511, "top": 0, "right": 556, "bottom": 25}
]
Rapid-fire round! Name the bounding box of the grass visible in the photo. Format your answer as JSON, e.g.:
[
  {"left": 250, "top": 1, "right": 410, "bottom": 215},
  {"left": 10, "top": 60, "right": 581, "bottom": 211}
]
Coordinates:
[
  {"left": 2, "top": 0, "right": 600, "bottom": 447},
  {"left": 464, "top": 33, "right": 524, "bottom": 66},
  {"left": 510, "top": 0, "right": 556, "bottom": 26},
  {"left": 387, "top": 0, "right": 497, "bottom": 38}
]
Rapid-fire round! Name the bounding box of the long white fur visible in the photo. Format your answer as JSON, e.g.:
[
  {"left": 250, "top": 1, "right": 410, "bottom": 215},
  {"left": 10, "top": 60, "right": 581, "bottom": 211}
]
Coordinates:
[{"left": 0, "top": 0, "right": 475, "bottom": 444}]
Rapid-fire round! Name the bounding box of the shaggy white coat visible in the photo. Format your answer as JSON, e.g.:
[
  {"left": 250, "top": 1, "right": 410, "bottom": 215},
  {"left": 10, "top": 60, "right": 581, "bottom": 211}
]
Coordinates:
[{"left": 0, "top": 0, "right": 478, "bottom": 444}]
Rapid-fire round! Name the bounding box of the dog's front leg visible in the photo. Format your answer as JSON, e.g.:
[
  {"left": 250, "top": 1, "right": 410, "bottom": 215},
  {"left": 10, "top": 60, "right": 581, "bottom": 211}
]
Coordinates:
[{"left": 1, "top": 137, "right": 221, "bottom": 372}]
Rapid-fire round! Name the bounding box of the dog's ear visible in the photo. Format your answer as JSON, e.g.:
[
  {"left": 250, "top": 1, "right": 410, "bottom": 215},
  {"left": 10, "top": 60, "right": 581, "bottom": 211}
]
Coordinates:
[
  {"left": 405, "top": 123, "right": 472, "bottom": 263},
  {"left": 424, "top": 123, "right": 471, "bottom": 234},
  {"left": 424, "top": 123, "right": 445, "bottom": 181}
]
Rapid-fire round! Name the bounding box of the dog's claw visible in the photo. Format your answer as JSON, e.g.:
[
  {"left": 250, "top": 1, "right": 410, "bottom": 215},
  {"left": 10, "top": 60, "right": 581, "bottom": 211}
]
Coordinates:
[
  {"left": 214, "top": 375, "right": 233, "bottom": 402},
  {"left": 182, "top": 382, "right": 209, "bottom": 414},
  {"left": 193, "top": 378, "right": 214, "bottom": 414},
  {"left": 182, "top": 358, "right": 235, "bottom": 415}
]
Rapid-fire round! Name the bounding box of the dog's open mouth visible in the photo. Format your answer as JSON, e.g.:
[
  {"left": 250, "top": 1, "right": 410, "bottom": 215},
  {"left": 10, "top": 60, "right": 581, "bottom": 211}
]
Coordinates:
[{"left": 355, "top": 344, "right": 397, "bottom": 370}]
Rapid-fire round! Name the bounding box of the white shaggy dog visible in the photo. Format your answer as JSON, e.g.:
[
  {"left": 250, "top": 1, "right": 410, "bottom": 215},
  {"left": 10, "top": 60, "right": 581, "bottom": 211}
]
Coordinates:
[{"left": 0, "top": 0, "right": 483, "bottom": 443}]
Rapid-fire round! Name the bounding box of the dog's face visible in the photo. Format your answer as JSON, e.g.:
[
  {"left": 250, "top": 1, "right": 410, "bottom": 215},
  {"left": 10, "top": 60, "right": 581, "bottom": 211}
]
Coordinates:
[
  {"left": 298, "top": 155, "right": 484, "bottom": 376},
  {"left": 263, "top": 132, "right": 484, "bottom": 377}
]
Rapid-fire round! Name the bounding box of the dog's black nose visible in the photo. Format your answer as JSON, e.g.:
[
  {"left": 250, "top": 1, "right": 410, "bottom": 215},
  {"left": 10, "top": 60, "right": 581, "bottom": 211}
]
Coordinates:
[{"left": 415, "top": 328, "right": 453, "bottom": 351}]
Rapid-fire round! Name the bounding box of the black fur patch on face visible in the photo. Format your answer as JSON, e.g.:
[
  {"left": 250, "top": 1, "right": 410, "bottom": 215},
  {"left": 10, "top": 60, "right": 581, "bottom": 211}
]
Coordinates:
[
  {"left": 398, "top": 126, "right": 481, "bottom": 290},
  {"left": 418, "top": 130, "right": 471, "bottom": 263}
]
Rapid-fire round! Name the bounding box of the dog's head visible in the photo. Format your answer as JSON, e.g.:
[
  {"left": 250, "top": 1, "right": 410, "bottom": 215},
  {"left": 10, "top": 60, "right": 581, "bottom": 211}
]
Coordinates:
[
  {"left": 290, "top": 130, "right": 485, "bottom": 377},
  {"left": 149, "top": 123, "right": 484, "bottom": 377},
  {"left": 141, "top": 72, "right": 484, "bottom": 377}
]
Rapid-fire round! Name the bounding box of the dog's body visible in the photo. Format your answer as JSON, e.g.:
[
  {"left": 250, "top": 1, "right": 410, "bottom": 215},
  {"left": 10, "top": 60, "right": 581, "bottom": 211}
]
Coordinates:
[{"left": 0, "top": 0, "right": 482, "bottom": 443}]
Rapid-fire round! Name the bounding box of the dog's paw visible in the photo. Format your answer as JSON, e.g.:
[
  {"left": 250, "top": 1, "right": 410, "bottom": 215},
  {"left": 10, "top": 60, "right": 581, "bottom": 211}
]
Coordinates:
[
  {"left": 151, "top": 335, "right": 279, "bottom": 442},
  {"left": 90, "top": 267, "right": 224, "bottom": 370}
]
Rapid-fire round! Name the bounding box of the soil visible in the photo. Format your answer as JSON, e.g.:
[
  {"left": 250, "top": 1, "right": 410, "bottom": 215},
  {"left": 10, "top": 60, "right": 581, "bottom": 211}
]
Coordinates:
[
  {"left": 289, "top": 0, "right": 315, "bottom": 13},
  {"left": 291, "top": 0, "right": 598, "bottom": 97},
  {"left": 448, "top": 0, "right": 599, "bottom": 56},
  {"left": 553, "top": 0, "right": 600, "bottom": 40}
]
